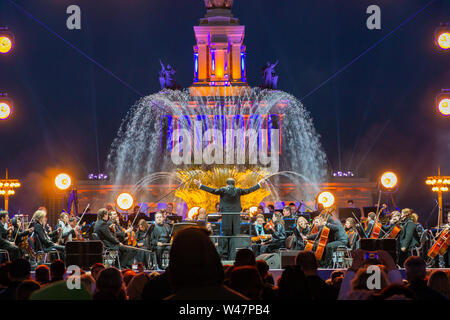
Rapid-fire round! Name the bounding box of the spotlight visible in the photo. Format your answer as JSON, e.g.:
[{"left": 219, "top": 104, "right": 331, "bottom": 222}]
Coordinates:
[
  {"left": 380, "top": 171, "right": 398, "bottom": 191},
  {"left": 435, "top": 24, "right": 450, "bottom": 50},
  {"left": 116, "top": 192, "right": 134, "bottom": 211},
  {"left": 0, "top": 28, "right": 14, "bottom": 55},
  {"left": 249, "top": 206, "right": 258, "bottom": 216},
  {"left": 55, "top": 173, "right": 72, "bottom": 190},
  {"left": 317, "top": 191, "right": 335, "bottom": 208},
  {"left": 187, "top": 206, "right": 200, "bottom": 220},
  {"left": 0, "top": 95, "right": 13, "bottom": 120},
  {"left": 437, "top": 90, "right": 450, "bottom": 116}
]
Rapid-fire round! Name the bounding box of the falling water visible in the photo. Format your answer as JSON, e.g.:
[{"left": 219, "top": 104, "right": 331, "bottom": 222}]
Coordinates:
[{"left": 106, "top": 87, "right": 327, "bottom": 202}]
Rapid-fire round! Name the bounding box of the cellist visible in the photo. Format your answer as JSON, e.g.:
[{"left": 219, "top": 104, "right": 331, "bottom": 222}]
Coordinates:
[{"left": 302, "top": 214, "right": 348, "bottom": 268}]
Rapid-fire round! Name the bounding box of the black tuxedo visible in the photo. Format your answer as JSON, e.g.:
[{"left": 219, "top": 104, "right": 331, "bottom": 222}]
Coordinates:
[
  {"left": 150, "top": 223, "right": 171, "bottom": 269},
  {"left": 94, "top": 220, "right": 120, "bottom": 250}
]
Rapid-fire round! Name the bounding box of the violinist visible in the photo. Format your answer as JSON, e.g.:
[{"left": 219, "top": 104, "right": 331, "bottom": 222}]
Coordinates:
[
  {"left": 0, "top": 211, "right": 21, "bottom": 261},
  {"left": 108, "top": 211, "right": 132, "bottom": 244},
  {"left": 251, "top": 214, "right": 269, "bottom": 256},
  {"left": 57, "top": 212, "right": 80, "bottom": 244},
  {"left": 11, "top": 217, "right": 34, "bottom": 245},
  {"left": 397, "top": 208, "right": 420, "bottom": 266},
  {"left": 292, "top": 216, "right": 310, "bottom": 250},
  {"left": 32, "top": 209, "right": 65, "bottom": 257},
  {"left": 260, "top": 212, "right": 286, "bottom": 254}
]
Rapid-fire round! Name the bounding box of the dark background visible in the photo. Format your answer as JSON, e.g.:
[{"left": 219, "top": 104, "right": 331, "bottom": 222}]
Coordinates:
[{"left": 0, "top": 0, "right": 449, "bottom": 225}]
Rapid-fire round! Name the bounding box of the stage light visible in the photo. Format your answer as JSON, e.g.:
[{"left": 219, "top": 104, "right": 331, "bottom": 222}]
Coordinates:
[
  {"left": 438, "top": 98, "right": 450, "bottom": 116},
  {"left": 0, "top": 101, "right": 12, "bottom": 120},
  {"left": 380, "top": 171, "right": 398, "bottom": 190},
  {"left": 116, "top": 192, "right": 134, "bottom": 211},
  {"left": 0, "top": 35, "right": 13, "bottom": 54},
  {"left": 55, "top": 173, "right": 72, "bottom": 190},
  {"left": 435, "top": 24, "right": 450, "bottom": 50},
  {"left": 187, "top": 206, "right": 200, "bottom": 220},
  {"left": 249, "top": 206, "right": 258, "bottom": 216},
  {"left": 317, "top": 191, "right": 335, "bottom": 208}
]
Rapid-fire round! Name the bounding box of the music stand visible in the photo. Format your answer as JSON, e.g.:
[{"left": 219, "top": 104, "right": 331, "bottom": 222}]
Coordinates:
[{"left": 171, "top": 222, "right": 199, "bottom": 236}]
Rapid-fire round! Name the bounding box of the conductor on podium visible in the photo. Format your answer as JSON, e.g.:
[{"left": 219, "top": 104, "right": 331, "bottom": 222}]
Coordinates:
[{"left": 193, "top": 177, "right": 263, "bottom": 259}]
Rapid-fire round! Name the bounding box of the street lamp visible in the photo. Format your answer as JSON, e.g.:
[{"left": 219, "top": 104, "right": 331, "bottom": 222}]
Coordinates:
[
  {"left": 425, "top": 167, "right": 450, "bottom": 229},
  {"left": 0, "top": 169, "right": 21, "bottom": 211}
]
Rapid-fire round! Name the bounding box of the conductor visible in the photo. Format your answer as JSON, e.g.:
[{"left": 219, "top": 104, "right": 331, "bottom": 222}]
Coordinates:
[{"left": 193, "top": 177, "right": 264, "bottom": 259}]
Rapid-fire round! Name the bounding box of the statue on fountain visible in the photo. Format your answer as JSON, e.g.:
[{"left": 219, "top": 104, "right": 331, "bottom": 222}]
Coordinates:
[
  {"left": 204, "top": 0, "right": 233, "bottom": 9},
  {"left": 261, "top": 60, "right": 279, "bottom": 90},
  {"left": 159, "top": 59, "right": 180, "bottom": 90}
]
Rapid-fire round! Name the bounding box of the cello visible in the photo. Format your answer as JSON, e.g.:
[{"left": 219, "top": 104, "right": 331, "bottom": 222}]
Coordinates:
[
  {"left": 304, "top": 208, "right": 332, "bottom": 260},
  {"left": 427, "top": 227, "right": 450, "bottom": 260}
]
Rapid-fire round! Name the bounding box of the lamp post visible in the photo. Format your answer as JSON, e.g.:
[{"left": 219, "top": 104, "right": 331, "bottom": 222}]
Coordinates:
[
  {"left": 425, "top": 167, "right": 450, "bottom": 230},
  {"left": 0, "top": 169, "right": 21, "bottom": 211}
]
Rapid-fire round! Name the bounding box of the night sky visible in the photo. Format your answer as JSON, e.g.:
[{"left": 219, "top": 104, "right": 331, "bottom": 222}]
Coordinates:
[{"left": 0, "top": 0, "right": 449, "bottom": 224}]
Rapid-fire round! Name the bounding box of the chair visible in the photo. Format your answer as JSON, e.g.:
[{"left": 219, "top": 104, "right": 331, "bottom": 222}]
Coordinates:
[
  {"left": 91, "top": 232, "right": 121, "bottom": 269},
  {"left": 332, "top": 246, "right": 351, "bottom": 268},
  {"left": 0, "top": 249, "right": 10, "bottom": 263}
]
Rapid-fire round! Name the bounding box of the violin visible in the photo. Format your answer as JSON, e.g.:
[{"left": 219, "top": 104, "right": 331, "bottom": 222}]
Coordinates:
[
  {"left": 251, "top": 234, "right": 272, "bottom": 243},
  {"left": 127, "top": 228, "right": 137, "bottom": 246},
  {"left": 264, "top": 220, "right": 275, "bottom": 232}
]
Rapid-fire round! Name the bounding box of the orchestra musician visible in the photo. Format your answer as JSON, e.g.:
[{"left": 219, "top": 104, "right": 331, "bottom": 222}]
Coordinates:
[
  {"left": 57, "top": 212, "right": 80, "bottom": 244},
  {"left": 397, "top": 208, "right": 420, "bottom": 267},
  {"left": 108, "top": 211, "right": 132, "bottom": 244},
  {"left": 251, "top": 214, "right": 269, "bottom": 256},
  {"left": 260, "top": 212, "right": 286, "bottom": 254},
  {"left": 443, "top": 212, "right": 450, "bottom": 268},
  {"left": 93, "top": 208, "right": 133, "bottom": 268},
  {"left": 364, "top": 212, "right": 376, "bottom": 236},
  {"left": 135, "top": 219, "right": 151, "bottom": 269},
  {"left": 32, "top": 209, "right": 65, "bottom": 257},
  {"left": 150, "top": 211, "right": 171, "bottom": 270},
  {"left": 292, "top": 216, "right": 310, "bottom": 250},
  {"left": 0, "top": 211, "right": 21, "bottom": 261},
  {"left": 303, "top": 214, "right": 348, "bottom": 267},
  {"left": 344, "top": 217, "right": 360, "bottom": 250}
]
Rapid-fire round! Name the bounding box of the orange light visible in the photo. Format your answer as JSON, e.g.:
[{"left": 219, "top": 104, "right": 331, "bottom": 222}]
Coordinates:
[
  {"left": 249, "top": 206, "right": 258, "bottom": 216},
  {"left": 55, "top": 173, "right": 72, "bottom": 190},
  {"left": 0, "top": 102, "right": 12, "bottom": 120},
  {"left": 437, "top": 32, "right": 450, "bottom": 50},
  {"left": 317, "top": 191, "right": 335, "bottom": 208},
  {"left": 187, "top": 206, "right": 200, "bottom": 220},
  {"left": 0, "top": 36, "right": 13, "bottom": 54},
  {"left": 438, "top": 98, "right": 450, "bottom": 116},
  {"left": 116, "top": 192, "right": 134, "bottom": 211},
  {"left": 380, "top": 171, "right": 398, "bottom": 189}
]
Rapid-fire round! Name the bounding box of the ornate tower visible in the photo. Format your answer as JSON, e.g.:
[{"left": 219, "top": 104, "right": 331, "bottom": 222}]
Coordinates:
[{"left": 190, "top": 1, "right": 248, "bottom": 96}]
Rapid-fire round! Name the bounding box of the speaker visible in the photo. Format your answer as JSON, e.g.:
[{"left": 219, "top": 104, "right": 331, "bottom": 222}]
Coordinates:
[
  {"left": 360, "top": 238, "right": 397, "bottom": 262},
  {"left": 280, "top": 250, "right": 301, "bottom": 268},
  {"left": 256, "top": 253, "right": 281, "bottom": 269},
  {"left": 66, "top": 240, "right": 103, "bottom": 270}
]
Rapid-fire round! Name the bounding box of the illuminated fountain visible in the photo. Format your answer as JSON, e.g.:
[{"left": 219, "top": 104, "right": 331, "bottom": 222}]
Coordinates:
[{"left": 106, "top": 1, "right": 327, "bottom": 211}]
